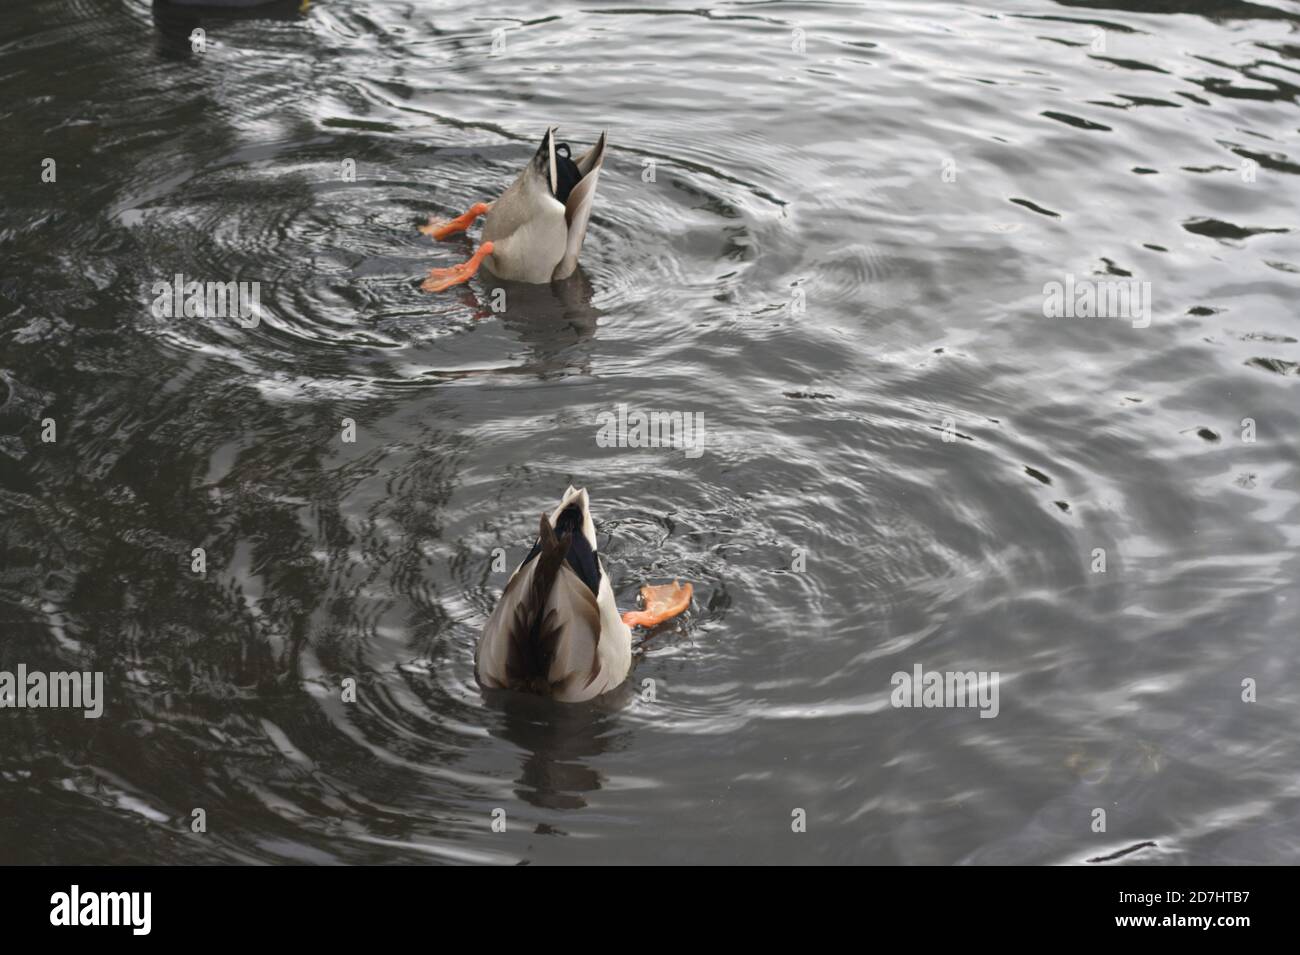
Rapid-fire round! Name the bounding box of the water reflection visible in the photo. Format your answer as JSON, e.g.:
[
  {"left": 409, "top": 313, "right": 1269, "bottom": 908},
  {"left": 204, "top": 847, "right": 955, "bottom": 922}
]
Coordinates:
[
  {"left": 482, "top": 688, "right": 634, "bottom": 811},
  {"left": 489, "top": 271, "right": 603, "bottom": 377},
  {"left": 152, "top": 0, "right": 308, "bottom": 59}
]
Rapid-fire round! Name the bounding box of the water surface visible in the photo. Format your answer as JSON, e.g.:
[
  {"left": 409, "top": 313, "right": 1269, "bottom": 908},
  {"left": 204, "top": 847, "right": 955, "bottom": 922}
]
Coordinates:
[{"left": 1, "top": 0, "right": 1298, "bottom": 864}]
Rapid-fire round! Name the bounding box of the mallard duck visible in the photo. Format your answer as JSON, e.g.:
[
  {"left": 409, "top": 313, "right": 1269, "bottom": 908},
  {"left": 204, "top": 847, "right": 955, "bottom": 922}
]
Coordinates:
[
  {"left": 422, "top": 127, "right": 608, "bottom": 292},
  {"left": 476, "top": 487, "right": 692, "bottom": 702}
]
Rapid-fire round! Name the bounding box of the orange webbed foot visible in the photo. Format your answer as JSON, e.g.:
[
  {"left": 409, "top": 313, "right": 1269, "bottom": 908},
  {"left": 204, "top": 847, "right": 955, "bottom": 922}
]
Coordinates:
[
  {"left": 622, "top": 580, "right": 693, "bottom": 629},
  {"left": 420, "top": 202, "right": 490, "bottom": 241},
  {"left": 421, "top": 241, "right": 495, "bottom": 293}
]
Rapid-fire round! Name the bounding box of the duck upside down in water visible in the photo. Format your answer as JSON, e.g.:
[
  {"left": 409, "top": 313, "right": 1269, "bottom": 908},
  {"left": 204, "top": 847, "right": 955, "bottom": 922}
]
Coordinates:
[
  {"left": 421, "top": 127, "right": 608, "bottom": 292},
  {"left": 476, "top": 487, "right": 691, "bottom": 702}
]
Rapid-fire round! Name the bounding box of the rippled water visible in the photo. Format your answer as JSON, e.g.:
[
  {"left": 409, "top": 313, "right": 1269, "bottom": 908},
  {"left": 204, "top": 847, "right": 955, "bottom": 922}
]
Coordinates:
[{"left": 1, "top": 0, "right": 1298, "bottom": 865}]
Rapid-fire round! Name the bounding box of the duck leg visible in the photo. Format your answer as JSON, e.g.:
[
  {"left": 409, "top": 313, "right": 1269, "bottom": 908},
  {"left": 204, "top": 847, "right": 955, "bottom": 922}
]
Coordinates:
[
  {"left": 421, "top": 241, "right": 495, "bottom": 292},
  {"left": 420, "top": 202, "right": 490, "bottom": 240},
  {"left": 621, "top": 581, "right": 693, "bottom": 629}
]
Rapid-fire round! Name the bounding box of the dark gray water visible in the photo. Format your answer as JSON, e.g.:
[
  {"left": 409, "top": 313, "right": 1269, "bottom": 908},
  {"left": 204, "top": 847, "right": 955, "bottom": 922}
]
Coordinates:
[{"left": 1, "top": 0, "right": 1298, "bottom": 865}]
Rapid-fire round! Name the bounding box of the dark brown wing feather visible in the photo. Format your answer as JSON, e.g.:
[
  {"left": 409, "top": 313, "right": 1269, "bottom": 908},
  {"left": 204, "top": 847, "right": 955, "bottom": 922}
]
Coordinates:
[{"left": 504, "top": 512, "right": 570, "bottom": 694}]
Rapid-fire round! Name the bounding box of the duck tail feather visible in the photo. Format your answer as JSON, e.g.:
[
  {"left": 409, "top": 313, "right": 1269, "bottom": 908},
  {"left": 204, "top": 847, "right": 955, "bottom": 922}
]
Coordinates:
[{"left": 529, "top": 126, "right": 558, "bottom": 197}]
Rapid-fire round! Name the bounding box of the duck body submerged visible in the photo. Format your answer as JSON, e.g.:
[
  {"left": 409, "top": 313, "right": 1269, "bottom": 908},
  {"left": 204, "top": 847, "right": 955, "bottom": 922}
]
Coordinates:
[
  {"left": 476, "top": 487, "right": 632, "bottom": 702},
  {"left": 421, "top": 128, "right": 608, "bottom": 291},
  {"left": 484, "top": 128, "right": 607, "bottom": 283}
]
